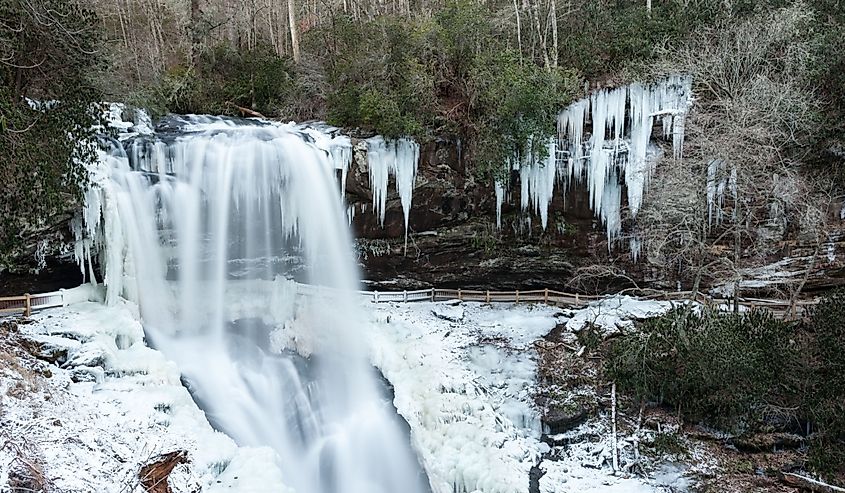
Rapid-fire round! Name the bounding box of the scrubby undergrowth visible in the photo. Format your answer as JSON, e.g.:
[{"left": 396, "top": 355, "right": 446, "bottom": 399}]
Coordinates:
[{"left": 605, "top": 290, "right": 845, "bottom": 480}]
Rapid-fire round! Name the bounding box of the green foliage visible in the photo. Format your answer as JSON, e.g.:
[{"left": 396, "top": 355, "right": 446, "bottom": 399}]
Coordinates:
[
  {"left": 806, "top": 290, "right": 845, "bottom": 475},
  {"left": 312, "top": 1, "right": 578, "bottom": 176},
  {"left": 606, "top": 307, "right": 795, "bottom": 430},
  {"left": 147, "top": 44, "right": 313, "bottom": 120},
  {"left": 316, "top": 14, "right": 438, "bottom": 139},
  {"left": 558, "top": 1, "right": 718, "bottom": 81},
  {"left": 649, "top": 432, "right": 689, "bottom": 458},
  {"left": 608, "top": 293, "right": 845, "bottom": 476},
  {"left": 0, "top": 0, "right": 105, "bottom": 265}
]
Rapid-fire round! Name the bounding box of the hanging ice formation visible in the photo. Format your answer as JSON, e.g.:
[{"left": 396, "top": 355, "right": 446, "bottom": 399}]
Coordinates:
[
  {"left": 515, "top": 140, "right": 558, "bottom": 230},
  {"left": 706, "top": 158, "right": 737, "bottom": 226},
  {"left": 366, "top": 136, "right": 420, "bottom": 250},
  {"left": 495, "top": 75, "right": 693, "bottom": 252}
]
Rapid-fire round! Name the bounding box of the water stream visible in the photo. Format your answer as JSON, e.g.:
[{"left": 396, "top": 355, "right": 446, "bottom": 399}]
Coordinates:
[{"left": 82, "top": 115, "right": 429, "bottom": 493}]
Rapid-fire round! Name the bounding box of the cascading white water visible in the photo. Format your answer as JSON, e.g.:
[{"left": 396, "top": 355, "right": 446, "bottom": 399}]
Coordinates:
[{"left": 76, "top": 115, "right": 429, "bottom": 493}]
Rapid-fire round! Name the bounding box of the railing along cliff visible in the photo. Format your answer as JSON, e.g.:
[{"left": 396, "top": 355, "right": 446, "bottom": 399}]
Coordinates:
[{"left": 0, "top": 285, "right": 817, "bottom": 320}]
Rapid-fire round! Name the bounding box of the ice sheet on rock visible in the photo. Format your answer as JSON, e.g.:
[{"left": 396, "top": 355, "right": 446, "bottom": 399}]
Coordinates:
[
  {"left": 431, "top": 302, "right": 465, "bottom": 322},
  {"left": 565, "top": 296, "right": 679, "bottom": 336},
  {"left": 368, "top": 302, "right": 562, "bottom": 493},
  {"left": 706, "top": 158, "right": 737, "bottom": 227}
]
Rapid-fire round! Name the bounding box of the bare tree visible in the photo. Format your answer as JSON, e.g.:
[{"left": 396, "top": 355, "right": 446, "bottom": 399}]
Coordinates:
[{"left": 637, "top": 3, "right": 825, "bottom": 296}]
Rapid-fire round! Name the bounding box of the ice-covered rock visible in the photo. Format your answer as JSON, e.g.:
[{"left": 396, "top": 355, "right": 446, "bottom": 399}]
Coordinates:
[{"left": 431, "top": 303, "right": 465, "bottom": 322}]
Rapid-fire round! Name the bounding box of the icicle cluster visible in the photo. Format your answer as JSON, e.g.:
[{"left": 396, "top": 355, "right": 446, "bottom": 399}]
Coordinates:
[
  {"left": 366, "top": 136, "right": 420, "bottom": 249},
  {"left": 495, "top": 75, "right": 693, "bottom": 255},
  {"left": 706, "top": 158, "right": 737, "bottom": 226},
  {"left": 329, "top": 135, "right": 352, "bottom": 197},
  {"left": 516, "top": 140, "right": 558, "bottom": 230}
]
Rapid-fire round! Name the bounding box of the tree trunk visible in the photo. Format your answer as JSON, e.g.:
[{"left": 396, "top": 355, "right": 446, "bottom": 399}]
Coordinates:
[
  {"left": 549, "top": 0, "right": 558, "bottom": 67},
  {"left": 288, "top": 0, "right": 301, "bottom": 63},
  {"left": 513, "top": 0, "right": 522, "bottom": 62},
  {"left": 190, "top": 0, "right": 201, "bottom": 68}
]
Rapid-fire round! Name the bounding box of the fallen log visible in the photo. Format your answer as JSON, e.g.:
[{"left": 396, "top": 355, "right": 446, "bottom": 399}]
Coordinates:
[
  {"left": 139, "top": 450, "right": 189, "bottom": 493},
  {"left": 225, "top": 101, "right": 266, "bottom": 119},
  {"left": 781, "top": 472, "right": 845, "bottom": 493}
]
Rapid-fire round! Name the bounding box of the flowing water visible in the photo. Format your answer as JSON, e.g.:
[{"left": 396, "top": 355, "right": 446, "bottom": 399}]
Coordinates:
[{"left": 83, "top": 115, "right": 429, "bottom": 493}]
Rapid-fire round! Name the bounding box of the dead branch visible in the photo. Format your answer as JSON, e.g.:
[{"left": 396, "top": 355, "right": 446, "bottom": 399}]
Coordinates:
[
  {"left": 781, "top": 472, "right": 845, "bottom": 493},
  {"left": 225, "top": 101, "right": 266, "bottom": 119},
  {"left": 139, "top": 450, "right": 189, "bottom": 493}
]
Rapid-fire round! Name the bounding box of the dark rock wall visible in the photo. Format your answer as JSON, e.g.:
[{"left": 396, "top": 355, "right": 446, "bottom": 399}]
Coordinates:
[{"left": 344, "top": 137, "right": 616, "bottom": 290}]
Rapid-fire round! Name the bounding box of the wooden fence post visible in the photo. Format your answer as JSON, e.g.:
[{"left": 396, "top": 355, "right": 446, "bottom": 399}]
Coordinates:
[
  {"left": 575, "top": 293, "right": 580, "bottom": 305},
  {"left": 403, "top": 290, "right": 408, "bottom": 302},
  {"left": 374, "top": 291, "right": 379, "bottom": 303},
  {"left": 515, "top": 290, "right": 519, "bottom": 303},
  {"left": 431, "top": 287, "right": 435, "bottom": 302},
  {"left": 485, "top": 290, "right": 490, "bottom": 303},
  {"left": 544, "top": 288, "right": 548, "bottom": 304},
  {"left": 458, "top": 289, "right": 462, "bottom": 301},
  {"left": 24, "top": 293, "right": 31, "bottom": 317}
]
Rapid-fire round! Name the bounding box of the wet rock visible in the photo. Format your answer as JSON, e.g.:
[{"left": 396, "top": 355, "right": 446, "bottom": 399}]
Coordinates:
[{"left": 22, "top": 335, "right": 80, "bottom": 365}]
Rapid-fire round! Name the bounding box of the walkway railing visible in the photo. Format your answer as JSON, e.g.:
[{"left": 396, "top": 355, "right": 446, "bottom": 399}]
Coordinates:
[
  {"left": 0, "top": 291, "right": 66, "bottom": 317},
  {"left": 355, "top": 287, "right": 817, "bottom": 320},
  {"left": 0, "top": 284, "right": 819, "bottom": 320}
]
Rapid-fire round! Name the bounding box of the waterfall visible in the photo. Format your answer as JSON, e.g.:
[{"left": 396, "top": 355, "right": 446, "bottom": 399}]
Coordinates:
[{"left": 75, "top": 115, "right": 429, "bottom": 493}]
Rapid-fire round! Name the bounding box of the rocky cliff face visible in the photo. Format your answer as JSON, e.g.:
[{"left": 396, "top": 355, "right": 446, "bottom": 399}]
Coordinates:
[
  {"left": 343, "top": 137, "right": 617, "bottom": 290},
  {"left": 344, "top": 137, "right": 845, "bottom": 295}
]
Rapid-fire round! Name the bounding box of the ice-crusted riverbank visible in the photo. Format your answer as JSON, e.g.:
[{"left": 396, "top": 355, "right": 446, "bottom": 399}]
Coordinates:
[
  {"left": 366, "top": 297, "right": 698, "bottom": 493},
  {"left": 0, "top": 285, "right": 292, "bottom": 493},
  {"left": 2, "top": 287, "right": 702, "bottom": 492}
]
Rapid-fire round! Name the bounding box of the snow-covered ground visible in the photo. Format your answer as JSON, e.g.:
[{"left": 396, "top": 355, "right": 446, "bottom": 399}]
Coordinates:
[
  {"left": 2, "top": 288, "right": 697, "bottom": 492},
  {"left": 0, "top": 285, "right": 293, "bottom": 493},
  {"left": 366, "top": 296, "right": 691, "bottom": 493}
]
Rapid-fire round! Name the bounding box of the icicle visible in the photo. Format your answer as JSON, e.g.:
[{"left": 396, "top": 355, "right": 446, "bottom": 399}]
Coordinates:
[
  {"left": 330, "top": 135, "right": 352, "bottom": 197},
  {"left": 527, "top": 76, "right": 692, "bottom": 245},
  {"left": 630, "top": 236, "right": 642, "bottom": 263},
  {"left": 366, "top": 136, "right": 394, "bottom": 227},
  {"left": 557, "top": 98, "right": 589, "bottom": 172},
  {"left": 515, "top": 140, "right": 558, "bottom": 230},
  {"left": 347, "top": 204, "right": 355, "bottom": 226},
  {"left": 494, "top": 179, "right": 506, "bottom": 230},
  {"left": 706, "top": 159, "right": 718, "bottom": 225},
  {"left": 601, "top": 177, "right": 623, "bottom": 246},
  {"left": 366, "top": 136, "right": 420, "bottom": 250}
]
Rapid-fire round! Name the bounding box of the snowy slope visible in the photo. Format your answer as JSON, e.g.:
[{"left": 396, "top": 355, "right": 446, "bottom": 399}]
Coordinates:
[
  {"left": 0, "top": 285, "right": 292, "bottom": 493},
  {"left": 366, "top": 299, "right": 685, "bottom": 493}
]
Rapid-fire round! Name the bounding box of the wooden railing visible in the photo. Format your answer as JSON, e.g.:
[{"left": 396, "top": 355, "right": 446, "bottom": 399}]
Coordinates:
[
  {"left": 355, "top": 287, "right": 818, "bottom": 320},
  {"left": 0, "top": 284, "right": 819, "bottom": 321},
  {"left": 0, "top": 290, "right": 66, "bottom": 317}
]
